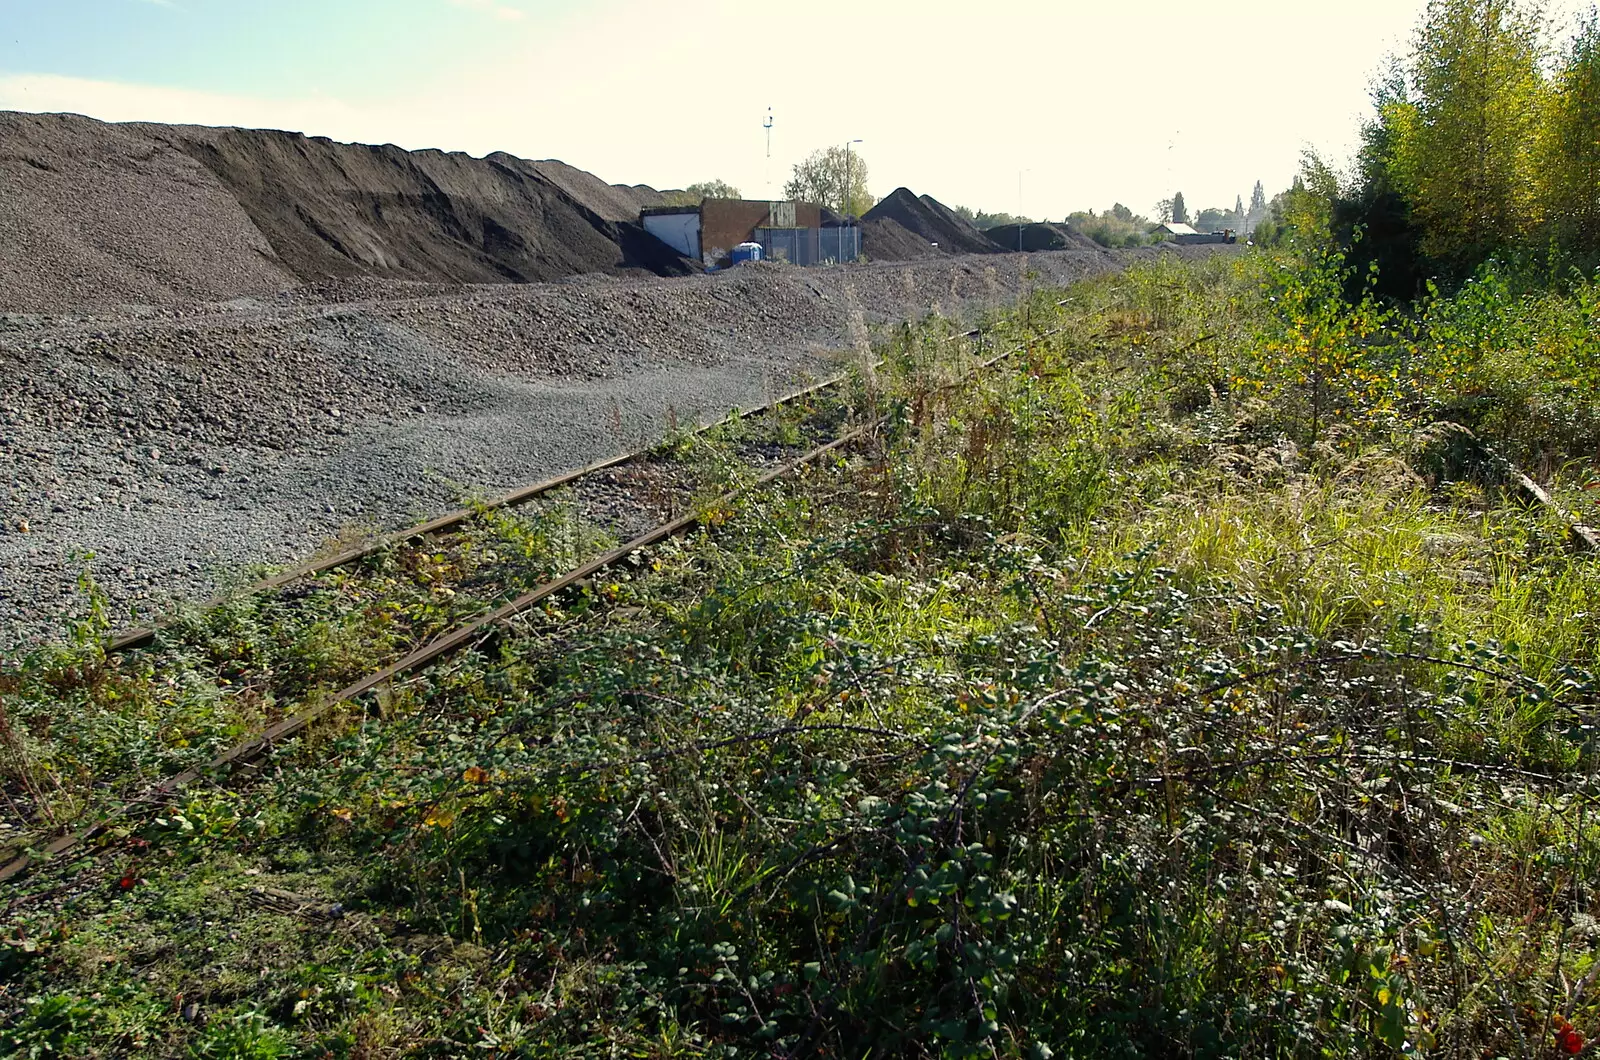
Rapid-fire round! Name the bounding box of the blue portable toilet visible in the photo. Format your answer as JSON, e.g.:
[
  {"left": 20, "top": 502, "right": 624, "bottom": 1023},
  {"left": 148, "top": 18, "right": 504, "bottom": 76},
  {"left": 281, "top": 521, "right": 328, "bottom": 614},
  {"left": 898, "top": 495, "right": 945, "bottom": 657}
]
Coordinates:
[{"left": 731, "top": 241, "right": 764, "bottom": 265}]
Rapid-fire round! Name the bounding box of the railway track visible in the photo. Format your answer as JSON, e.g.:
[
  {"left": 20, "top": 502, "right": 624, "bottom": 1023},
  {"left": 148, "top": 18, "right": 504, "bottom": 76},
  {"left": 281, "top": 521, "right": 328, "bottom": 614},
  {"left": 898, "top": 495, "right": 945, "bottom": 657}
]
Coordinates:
[
  {"left": 4, "top": 304, "right": 1591, "bottom": 893},
  {"left": 1, "top": 426, "right": 869, "bottom": 882},
  {"left": 0, "top": 325, "right": 1012, "bottom": 885},
  {"left": 101, "top": 326, "right": 990, "bottom": 656},
  {"left": 102, "top": 371, "right": 856, "bottom": 655}
]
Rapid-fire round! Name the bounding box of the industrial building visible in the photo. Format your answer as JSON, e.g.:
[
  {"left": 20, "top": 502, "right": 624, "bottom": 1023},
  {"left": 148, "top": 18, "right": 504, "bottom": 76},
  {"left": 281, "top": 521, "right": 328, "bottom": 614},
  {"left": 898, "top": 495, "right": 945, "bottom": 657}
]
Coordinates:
[
  {"left": 641, "top": 199, "right": 862, "bottom": 268},
  {"left": 1155, "top": 221, "right": 1236, "bottom": 245}
]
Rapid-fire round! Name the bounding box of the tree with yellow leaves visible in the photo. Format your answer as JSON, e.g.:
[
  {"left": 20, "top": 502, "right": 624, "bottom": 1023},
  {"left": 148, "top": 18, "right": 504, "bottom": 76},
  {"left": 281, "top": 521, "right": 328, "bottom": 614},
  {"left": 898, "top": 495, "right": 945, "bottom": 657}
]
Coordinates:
[{"left": 1536, "top": 11, "right": 1600, "bottom": 252}]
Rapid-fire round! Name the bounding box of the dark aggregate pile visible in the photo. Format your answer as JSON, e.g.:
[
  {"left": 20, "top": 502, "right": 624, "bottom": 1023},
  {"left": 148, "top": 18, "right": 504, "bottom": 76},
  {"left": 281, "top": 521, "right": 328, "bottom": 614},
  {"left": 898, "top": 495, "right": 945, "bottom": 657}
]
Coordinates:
[
  {"left": 984, "top": 222, "right": 1110, "bottom": 255},
  {"left": 0, "top": 113, "right": 296, "bottom": 311},
  {"left": 0, "top": 112, "right": 690, "bottom": 314},
  {"left": 861, "top": 217, "right": 947, "bottom": 261},
  {"left": 527, "top": 158, "right": 671, "bottom": 223},
  {"left": 864, "top": 188, "right": 1006, "bottom": 256},
  {"left": 139, "top": 124, "right": 693, "bottom": 289}
]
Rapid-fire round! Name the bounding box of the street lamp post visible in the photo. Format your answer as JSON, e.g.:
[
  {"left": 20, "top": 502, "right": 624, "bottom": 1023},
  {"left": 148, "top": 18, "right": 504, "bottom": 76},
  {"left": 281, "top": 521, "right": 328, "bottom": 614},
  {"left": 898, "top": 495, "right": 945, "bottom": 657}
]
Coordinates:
[
  {"left": 1017, "top": 169, "right": 1031, "bottom": 252},
  {"left": 842, "top": 139, "right": 864, "bottom": 263},
  {"left": 844, "top": 139, "right": 863, "bottom": 218}
]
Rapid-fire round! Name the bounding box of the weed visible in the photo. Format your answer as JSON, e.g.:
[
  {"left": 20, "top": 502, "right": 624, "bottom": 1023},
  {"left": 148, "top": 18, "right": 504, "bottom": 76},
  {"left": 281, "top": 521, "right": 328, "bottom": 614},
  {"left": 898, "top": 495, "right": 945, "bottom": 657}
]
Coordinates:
[{"left": 5, "top": 253, "right": 1600, "bottom": 1057}]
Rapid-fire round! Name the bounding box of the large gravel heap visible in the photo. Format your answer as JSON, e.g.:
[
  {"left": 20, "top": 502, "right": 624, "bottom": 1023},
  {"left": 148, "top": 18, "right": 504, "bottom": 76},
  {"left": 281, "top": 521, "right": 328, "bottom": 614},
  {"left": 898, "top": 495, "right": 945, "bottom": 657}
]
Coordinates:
[
  {"left": 0, "top": 249, "right": 1179, "bottom": 646},
  {"left": 984, "top": 222, "right": 1108, "bottom": 254},
  {"left": 0, "top": 111, "right": 1233, "bottom": 647},
  {"left": 0, "top": 114, "right": 297, "bottom": 311},
  {"left": 0, "top": 112, "right": 690, "bottom": 313},
  {"left": 863, "top": 188, "right": 1007, "bottom": 256}
]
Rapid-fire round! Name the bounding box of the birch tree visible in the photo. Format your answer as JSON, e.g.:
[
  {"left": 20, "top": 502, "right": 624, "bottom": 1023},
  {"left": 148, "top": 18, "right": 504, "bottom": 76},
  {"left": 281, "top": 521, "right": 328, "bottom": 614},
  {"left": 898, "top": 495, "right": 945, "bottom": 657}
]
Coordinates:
[
  {"left": 1405, "top": 0, "right": 1545, "bottom": 261},
  {"left": 1537, "top": 11, "right": 1600, "bottom": 250}
]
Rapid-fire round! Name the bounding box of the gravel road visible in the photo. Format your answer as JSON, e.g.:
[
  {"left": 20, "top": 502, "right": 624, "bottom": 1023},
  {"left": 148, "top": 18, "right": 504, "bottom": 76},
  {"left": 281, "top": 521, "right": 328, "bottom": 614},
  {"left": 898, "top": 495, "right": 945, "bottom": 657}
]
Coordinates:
[{"left": 0, "top": 247, "right": 1219, "bottom": 649}]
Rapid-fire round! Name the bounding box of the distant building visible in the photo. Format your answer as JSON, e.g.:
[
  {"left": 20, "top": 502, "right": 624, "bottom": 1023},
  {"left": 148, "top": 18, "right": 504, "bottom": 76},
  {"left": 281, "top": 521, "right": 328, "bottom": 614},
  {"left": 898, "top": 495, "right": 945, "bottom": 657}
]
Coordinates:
[
  {"left": 641, "top": 199, "right": 861, "bottom": 268},
  {"left": 1154, "top": 221, "right": 1234, "bottom": 245}
]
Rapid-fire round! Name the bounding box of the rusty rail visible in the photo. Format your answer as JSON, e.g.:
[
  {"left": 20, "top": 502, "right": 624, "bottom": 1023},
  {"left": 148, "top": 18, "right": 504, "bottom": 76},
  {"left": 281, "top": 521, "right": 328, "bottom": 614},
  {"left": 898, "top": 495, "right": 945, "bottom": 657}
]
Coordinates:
[
  {"left": 3, "top": 322, "right": 1045, "bottom": 885},
  {"left": 0, "top": 424, "right": 875, "bottom": 883},
  {"left": 103, "top": 371, "right": 855, "bottom": 654},
  {"left": 1457, "top": 426, "right": 1600, "bottom": 553},
  {"left": 105, "top": 325, "right": 1006, "bottom": 656}
]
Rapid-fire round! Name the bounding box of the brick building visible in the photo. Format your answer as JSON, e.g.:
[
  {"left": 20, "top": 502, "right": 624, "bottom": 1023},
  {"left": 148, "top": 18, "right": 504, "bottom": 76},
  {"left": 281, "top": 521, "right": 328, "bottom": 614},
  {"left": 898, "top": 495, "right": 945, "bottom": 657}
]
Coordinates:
[{"left": 641, "top": 199, "right": 859, "bottom": 267}]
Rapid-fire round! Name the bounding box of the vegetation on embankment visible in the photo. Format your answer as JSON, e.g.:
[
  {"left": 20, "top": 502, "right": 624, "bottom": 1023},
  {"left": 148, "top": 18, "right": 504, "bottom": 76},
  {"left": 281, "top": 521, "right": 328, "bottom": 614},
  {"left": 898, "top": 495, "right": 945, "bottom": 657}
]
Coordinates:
[
  {"left": 1264, "top": 0, "right": 1600, "bottom": 299},
  {"left": 2, "top": 243, "right": 1599, "bottom": 1057}
]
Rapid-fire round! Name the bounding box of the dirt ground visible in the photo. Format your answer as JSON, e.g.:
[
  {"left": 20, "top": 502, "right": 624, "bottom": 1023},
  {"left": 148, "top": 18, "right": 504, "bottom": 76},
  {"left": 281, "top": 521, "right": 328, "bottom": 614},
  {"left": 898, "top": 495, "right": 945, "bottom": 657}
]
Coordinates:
[{"left": 2, "top": 248, "right": 1221, "bottom": 648}]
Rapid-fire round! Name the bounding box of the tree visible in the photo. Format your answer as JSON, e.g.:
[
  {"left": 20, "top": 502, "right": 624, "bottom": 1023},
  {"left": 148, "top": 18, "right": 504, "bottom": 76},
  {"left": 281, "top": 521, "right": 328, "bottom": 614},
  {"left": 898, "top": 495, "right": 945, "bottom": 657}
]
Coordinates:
[
  {"left": 1171, "top": 192, "right": 1188, "bottom": 224},
  {"left": 955, "top": 205, "right": 1032, "bottom": 229},
  {"left": 1402, "top": 0, "right": 1545, "bottom": 263},
  {"left": 1337, "top": 59, "right": 1430, "bottom": 298},
  {"left": 1234, "top": 194, "right": 1246, "bottom": 223},
  {"left": 1536, "top": 10, "right": 1600, "bottom": 251},
  {"left": 1067, "top": 205, "right": 1154, "bottom": 247},
  {"left": 783, "top": 146, "right": 874, "bottom": 217},
  {"left": 1249, "top": 181, "right": 1268, "bottom": 226},
  {"left": 687, "top": 179, "right": 741, "bottom": 200},
  {"left": 663, "top": 179, "right": 742, "bottom": 206},
  {"left": 1281, "top": 151, "right": 1339, "bottom": 240},
  {"left": 1156, "top": 198, "right": 1174, "bottom": 224}
]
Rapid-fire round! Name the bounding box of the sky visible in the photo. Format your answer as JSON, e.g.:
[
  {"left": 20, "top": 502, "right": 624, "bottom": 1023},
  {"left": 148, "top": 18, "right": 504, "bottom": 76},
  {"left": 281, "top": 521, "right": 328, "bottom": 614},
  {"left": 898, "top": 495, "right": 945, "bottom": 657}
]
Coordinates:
[{"left": 0, "top": 0, "right": 1591, "bottom": 220}]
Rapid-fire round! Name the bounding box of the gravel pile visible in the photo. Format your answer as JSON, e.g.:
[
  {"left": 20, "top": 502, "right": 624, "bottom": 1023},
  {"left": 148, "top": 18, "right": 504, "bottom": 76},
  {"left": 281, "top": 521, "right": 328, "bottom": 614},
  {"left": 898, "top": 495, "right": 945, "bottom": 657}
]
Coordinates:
[
  {"left": 525, "top": 158, "right": 670, "bottom": 223},
  {"left": 863, "top": 188, "right": 1005, "bottom": 256},
  {"left": 0, "top": 112, "right": 295, "bottom": 311},
  {"left": 0, "top": 248, "right": 1161, "bottom": 648},
  {"left": 0, "top": 112, "right": 691, "bottom": 313},
  {"left": 861, "top": 217, "right": 947, "bottom": 261},
  {"left": 984, "top": 222, "right": 1111, "bottom": 255},
  {"left": 135, "top": 123, "right": 693, "bottom": 288}
]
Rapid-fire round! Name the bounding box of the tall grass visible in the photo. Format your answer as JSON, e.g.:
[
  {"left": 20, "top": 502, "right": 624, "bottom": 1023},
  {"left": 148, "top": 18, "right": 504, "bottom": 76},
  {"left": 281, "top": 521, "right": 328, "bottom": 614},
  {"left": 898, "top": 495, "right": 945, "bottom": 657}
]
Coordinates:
[{"left": 3, "top": 253, "right": 1599, "bottom": 1058}]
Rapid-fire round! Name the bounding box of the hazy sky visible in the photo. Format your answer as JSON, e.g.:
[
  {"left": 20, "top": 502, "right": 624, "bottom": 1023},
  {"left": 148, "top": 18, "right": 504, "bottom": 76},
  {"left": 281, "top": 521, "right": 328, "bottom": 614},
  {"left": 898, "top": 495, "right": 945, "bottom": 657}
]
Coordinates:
[{"left": 0, "top": 0, "right": 1591, "bottom": 219}]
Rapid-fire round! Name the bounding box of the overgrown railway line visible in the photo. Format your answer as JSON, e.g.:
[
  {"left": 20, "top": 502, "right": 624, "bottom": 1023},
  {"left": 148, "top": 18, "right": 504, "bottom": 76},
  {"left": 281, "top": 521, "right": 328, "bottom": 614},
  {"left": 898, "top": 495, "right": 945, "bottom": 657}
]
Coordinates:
[
  {"left": 0, "top": 325, "right": 1008, "bottom": 886},
  {"left": 100, "top": 368, "right": 866, "bottom": 656},
  {"left": 4, "top": 308, "right": 1590, "bottom": 893}
]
